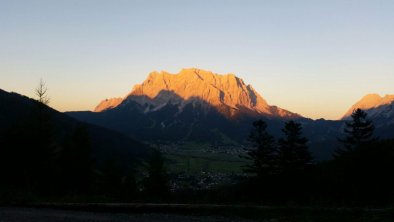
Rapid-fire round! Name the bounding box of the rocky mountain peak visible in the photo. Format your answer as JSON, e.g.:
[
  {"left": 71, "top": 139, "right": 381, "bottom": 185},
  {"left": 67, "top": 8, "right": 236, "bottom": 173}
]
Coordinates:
[
  {"left": 342, "top": 93, "right": 394, "bottom": 119},
  {"left": 95, "top": 68, "right": 299, "bottom": 118}
]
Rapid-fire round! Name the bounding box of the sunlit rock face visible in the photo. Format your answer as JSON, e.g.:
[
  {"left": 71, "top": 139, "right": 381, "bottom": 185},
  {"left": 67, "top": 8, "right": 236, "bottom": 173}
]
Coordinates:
[
  {"left": 95, "top": 68, "right": 300, "bottom": 118},
  {"left": 342, "top": 94, "right": 394, "bottom": 119},
  {"left": 94, "top": 97, "right": 123, "bottom": 112}
]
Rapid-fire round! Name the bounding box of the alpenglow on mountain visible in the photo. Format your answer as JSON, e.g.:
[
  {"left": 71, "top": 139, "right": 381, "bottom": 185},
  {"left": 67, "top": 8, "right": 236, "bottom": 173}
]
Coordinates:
[
  {"left": 94, "top": 68, "right": 299, "bottom": 118},
  {"left": 342, "top": 94, "right": 394, "bottom": 119},
  {"left": 340, "top": 93, "right": 394, "bottom": 139},
  {"left": 71, "top": 69, "right": 389, "bottom": 159}
]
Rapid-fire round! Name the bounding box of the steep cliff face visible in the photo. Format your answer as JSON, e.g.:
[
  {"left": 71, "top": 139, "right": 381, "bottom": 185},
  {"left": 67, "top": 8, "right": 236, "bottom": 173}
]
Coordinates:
[
  {"left": 95, "top": 68, "right": 299, "bottom": 118},
  {"left": 342, "top": 94, "right": 394, "bottom": 119}
]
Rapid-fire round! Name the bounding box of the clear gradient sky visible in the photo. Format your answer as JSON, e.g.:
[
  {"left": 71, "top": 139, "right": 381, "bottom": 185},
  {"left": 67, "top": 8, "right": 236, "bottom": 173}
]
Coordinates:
[{"left": 1, "top": 0, "right": 393, "bottom": 120}]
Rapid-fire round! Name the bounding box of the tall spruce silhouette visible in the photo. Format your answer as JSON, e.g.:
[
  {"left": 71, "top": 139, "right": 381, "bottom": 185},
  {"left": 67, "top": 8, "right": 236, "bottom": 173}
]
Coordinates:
[
  {"left": 334, "top": 109, "right": 381, "bottom": 201},
  {"left": 277, "top": 120, "right": 312, "bottom": 173},
  {"left": 144, "top": 148, "right": 170, "bottom": 199},
  {"left": 242, "top": 120, "right": 276, "bottom": 177},
  {"left": 336, "top": 108, "right": 376, "bottom": 157}
]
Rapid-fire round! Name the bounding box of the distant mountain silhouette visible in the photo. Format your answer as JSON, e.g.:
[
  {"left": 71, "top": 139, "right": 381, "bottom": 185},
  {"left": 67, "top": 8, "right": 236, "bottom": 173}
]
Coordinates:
[{"left": 0, "top": 89, "right": 149, "bottom": 167}]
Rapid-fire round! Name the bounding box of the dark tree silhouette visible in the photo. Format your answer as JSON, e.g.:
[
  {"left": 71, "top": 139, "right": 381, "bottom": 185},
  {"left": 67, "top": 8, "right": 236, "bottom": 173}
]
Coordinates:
[
  {"left": 0, "top": 79, "right": 57, "bottom": 195},
  {"left": 60, "top": 125, "right": 92, "bottom": 194},
  {"left": 122, "top": 170, "right": 137, "bottom": 200},
  {"left": 336, "top": 108, "right": 376, "bottom": 157},
  {"left": 98, "top": 159, "right": 125, "bottom": 198},
  {"left": 277, "top": 120, "right": 312, "bottom": 173},
  {"left": 143, "top": 148, "right": 170, "bottom": 199},
  {"left": 31, "top": 79, "right": 57, "bottom": 194},
  {"left": 35, "top": 79, "right": 50, "bottom": 105},
  {"left": 242, "top": 120, "right": 276, "bottom": 177},
  {"left": 333, "top": 109, "right": 383, "bottom": 201},
  {"left": 97, "top": 157, "right": 138, "bottom": 200}
]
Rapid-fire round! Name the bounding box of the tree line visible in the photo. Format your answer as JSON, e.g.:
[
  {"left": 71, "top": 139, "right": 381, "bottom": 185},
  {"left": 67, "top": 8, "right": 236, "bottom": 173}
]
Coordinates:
[
  {"left": 242, "top": 119, "right": 312, "bottom": 177},
  {"left": 238, "top": 108, "right": 394, "bottom": 204}
]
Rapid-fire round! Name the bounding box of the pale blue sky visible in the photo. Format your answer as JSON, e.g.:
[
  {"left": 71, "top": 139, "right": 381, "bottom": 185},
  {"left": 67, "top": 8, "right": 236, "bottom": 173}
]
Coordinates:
[{"left": 1, "top": 0, "right": 393, "bottom": 119}]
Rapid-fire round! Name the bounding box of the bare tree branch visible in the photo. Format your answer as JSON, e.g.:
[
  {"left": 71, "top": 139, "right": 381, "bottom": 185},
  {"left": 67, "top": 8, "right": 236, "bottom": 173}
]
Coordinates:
[{"left": 35, "top": 78, "right": 50, "bottom": 105}]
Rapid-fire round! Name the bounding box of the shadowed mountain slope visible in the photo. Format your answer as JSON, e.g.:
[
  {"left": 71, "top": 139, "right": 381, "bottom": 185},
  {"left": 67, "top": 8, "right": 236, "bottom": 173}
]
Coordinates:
[
  {"left": 66, "top": 70, "right": 394, "bottom": 160},
  {"left": 69, "top": 69, "right": 308, "bottom": 153},
  {"left": 0, "top": 89, "right": 150, "bottom": 166}
]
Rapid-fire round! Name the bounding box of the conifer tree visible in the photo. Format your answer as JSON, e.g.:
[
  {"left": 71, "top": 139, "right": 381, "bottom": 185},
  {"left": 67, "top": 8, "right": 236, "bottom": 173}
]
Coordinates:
[
  {"left": 334, "top": 109, "right": 378, "bottom": 200},
  {"left": 242, "top": 120, "right": 277, "bottom": 177},
  {"left": 144, "top": 148, "right": 169, "bottom": 199},
  {"left": 336, "top": 108, "right": 376, "bottom": 157},
  {"left": 277, "top": 120, "right": 312, "bottom": 173}
]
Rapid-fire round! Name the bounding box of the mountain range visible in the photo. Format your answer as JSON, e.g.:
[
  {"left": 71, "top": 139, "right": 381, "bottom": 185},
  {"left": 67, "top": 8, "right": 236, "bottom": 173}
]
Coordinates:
[
  {"left": 68, "top": 69, "right": 303, "bottom": 145},
  {"left": 2, "top": 68, "right": 393, "bottom": 161},
  {"left": 94, "top": 68, "right": 299, "bottom": 118},
  {"left": 66, "top": 68, "right": 393, "bottom": 159},
  {"left": 343, "top": 93, "right": 394, "bottom": 121}
]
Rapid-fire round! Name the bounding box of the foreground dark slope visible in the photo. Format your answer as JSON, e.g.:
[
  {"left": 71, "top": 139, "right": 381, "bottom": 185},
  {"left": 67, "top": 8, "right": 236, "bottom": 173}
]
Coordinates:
[{"left": 0, "top": 89, "right": 149, "bottom": 166}]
